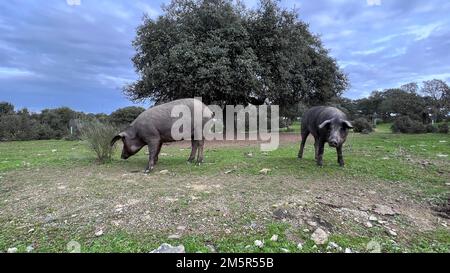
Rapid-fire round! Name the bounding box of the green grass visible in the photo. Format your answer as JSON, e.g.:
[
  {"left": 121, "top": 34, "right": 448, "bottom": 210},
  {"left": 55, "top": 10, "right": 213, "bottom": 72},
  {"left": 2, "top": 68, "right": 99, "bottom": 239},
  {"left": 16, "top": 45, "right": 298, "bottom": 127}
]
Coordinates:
[
  {"left": 3, "top": 129, "right": 447, "bottom": 197},
  {"left": 0, "top": 127, "right": 449, "bottom": 253},
  {"left": 1, "top": 221, "right": 447, "bottom": 253}
]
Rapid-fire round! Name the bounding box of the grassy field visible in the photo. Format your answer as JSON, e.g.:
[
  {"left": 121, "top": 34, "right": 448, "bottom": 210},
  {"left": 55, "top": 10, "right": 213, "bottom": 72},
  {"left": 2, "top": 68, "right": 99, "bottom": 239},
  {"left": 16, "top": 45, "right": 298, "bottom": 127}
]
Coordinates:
[{"left": 0, "top": 123, "right": 449, "bottom": 253}]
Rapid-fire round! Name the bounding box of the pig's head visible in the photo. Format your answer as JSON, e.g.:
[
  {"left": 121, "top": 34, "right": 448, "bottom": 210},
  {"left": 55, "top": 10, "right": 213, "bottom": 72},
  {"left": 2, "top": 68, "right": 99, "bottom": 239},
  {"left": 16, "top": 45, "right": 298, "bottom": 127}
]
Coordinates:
[
  {"left": 111, "top": 126, "right": 146, "bottom": 159},
  {"left": 318, "top": 118, "right": 353, "bottom": 148}
]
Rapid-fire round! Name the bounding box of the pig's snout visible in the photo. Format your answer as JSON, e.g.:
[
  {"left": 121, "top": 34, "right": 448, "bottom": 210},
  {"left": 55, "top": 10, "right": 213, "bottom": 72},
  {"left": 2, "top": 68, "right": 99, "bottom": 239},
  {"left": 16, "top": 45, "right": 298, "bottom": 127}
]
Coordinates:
[
  {"left": 329, "top": 140, "right": 338, "bottom": 147},
  {"left": 121, "top": 150, "right": 130, "bottom": 160}
]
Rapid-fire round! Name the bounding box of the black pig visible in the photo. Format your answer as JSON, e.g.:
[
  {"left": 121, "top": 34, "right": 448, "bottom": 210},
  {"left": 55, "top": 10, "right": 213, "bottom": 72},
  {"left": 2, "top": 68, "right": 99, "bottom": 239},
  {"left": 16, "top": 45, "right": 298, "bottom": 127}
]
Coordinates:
[{"left": 298, "top": 106, "right": 353, "bottom": 167}]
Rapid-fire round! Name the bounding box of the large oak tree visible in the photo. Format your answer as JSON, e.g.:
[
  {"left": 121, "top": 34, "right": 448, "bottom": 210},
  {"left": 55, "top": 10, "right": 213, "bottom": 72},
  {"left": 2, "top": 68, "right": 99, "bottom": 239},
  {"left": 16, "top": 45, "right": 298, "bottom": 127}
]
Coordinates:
[{"left": 125, "top": 0, "right": 348, "bottom": 113}]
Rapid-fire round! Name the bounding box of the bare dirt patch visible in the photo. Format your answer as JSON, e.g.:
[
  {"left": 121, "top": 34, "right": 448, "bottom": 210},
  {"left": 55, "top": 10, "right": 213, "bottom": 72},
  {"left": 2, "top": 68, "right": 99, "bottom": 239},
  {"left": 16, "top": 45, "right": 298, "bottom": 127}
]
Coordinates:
[{"left": 163, "top": 133, "right": 301, "bottom": 149}]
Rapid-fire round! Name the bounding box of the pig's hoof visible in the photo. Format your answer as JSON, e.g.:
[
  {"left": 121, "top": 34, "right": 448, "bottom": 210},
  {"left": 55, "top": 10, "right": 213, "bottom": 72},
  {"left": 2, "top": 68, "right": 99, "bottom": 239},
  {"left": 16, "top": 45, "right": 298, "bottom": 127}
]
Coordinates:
[
  {"left": 144, "top": 168, "right": 153, "bottom": 174},
  {"left": 196, "top": 161, "right": 203, "bottom": 166}
]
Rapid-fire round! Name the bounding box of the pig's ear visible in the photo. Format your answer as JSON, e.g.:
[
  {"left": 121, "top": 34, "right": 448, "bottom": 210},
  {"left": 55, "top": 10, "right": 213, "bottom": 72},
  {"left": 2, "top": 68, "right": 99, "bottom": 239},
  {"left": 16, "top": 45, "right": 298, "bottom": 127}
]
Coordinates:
[
  {"left": 318, "top": 119, "right": 332, "bottom": 129},
  {"left": 111, "top": 132, "right": 126, "bottom": 146},
  {"left": 343, "top": 120, "right": 353, "bottom": 129}
]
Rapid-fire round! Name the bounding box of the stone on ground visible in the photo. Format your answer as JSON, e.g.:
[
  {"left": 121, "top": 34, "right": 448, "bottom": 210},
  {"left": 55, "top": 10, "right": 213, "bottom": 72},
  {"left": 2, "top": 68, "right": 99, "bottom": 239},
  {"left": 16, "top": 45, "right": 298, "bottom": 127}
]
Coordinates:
[
  {"left": 150, "top": 243, "right": 185, "bottom": 253},
  {"left": 311, "top": 228, "right": 329, "bottom": 245}
]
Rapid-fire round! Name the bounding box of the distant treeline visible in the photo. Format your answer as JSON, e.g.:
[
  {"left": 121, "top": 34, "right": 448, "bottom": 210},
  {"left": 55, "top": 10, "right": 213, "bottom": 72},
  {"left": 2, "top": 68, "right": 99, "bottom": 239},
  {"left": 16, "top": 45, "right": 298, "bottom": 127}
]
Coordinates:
[
  {"left": 1, "top": 79, "right": 449, "bottom": 141},
  {"left": 0, "top": 104, "right": 145, "bottom": 141},
  {"left": 331, "top": 79, "right": 450, "bottom": 123}
]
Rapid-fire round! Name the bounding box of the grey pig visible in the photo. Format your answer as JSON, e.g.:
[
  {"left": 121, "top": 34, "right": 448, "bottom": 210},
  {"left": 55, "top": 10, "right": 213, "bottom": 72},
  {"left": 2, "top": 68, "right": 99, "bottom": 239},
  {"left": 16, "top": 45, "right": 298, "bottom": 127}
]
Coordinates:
[
  {"left": 297, "top": 106, "right": 353, "bottom": 167},
  {"left": 111, "top": 98, "right": 213, "bottom": 172}
]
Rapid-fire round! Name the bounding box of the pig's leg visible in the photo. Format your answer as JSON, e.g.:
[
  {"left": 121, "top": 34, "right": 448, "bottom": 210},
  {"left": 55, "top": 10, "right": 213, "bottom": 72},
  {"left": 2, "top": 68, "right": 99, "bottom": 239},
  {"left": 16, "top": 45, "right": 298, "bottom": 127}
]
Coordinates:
[
  {"left": 196, "top": 139, "right": 204, "bottom": 164},
  {"left": 314, "top": 138, "right": 319, "bottom": 161},
  {"left": 188, "top": 139, "right": 198, "bottom": 163},
  {"left": 154, "top": 142, "right": 163, "bottom": 163},
  {"left": 145, "top": 140, "right": 160, "bottom": 173},
  {"left": 298, "top": 131, "right": 309, "bottom": 159},
  {"left": 337, "top": 145, "right": 344, "bottom": 167},
  {"left": 316, "top": 140, "right": 325, "bottom": 167}
]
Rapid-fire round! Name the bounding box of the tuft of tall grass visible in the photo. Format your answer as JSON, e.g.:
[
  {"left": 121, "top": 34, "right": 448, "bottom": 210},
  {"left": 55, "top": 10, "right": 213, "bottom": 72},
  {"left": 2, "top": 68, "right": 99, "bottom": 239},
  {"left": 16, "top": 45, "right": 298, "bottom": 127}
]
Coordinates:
[{"left": 80, "top": 119, "right": 118, "bottom": 163}]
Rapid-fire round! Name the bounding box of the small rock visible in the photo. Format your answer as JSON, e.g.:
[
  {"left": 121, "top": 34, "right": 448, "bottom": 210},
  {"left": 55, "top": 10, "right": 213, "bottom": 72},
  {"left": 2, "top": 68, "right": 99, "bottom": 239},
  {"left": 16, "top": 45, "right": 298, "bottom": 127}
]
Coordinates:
[
  {"left": 272, "top": 208, "right": 293, "bottom": 220},
  {"left": 176, "top": 226, "right": 186, "bottom": 231},
  {"left": 259, "top": 168, "right": 271, "bottom": 175},
  {"left": 159, "top": 170, "right": 169, "bottom": 174},
  {"left": 270, "top": 234, "right": 279, "bottom": 242},
  {"left": 160, "top": 153, "right": 168, "bottom": 156},
  {"left": 44, "top": 215, "right": 55, "bottom": 223},
  {"left": 374, "top": 204, "right": 396, "bottom": 216},
  {"left": 150, "top": 243, "right": 185, "bottom": 253},
  {"left": 280, "top": 248, "right": 290, "bottom": 253},
  {"left": 297, "top": 242, "right": 303, "bottom": 250},
  {"left": 244, "top": 152, "right": 253, "bottom": 158},
  {"left": 254, "top": 240, "right": 264, "bottom": 248},
  {"left": 168, "top": 234, "right": 181, "bottom": 239},
  {"left": 28, "top": 228, "right": 35, "bottom": 233},
  {"left": 245, "top": 245, "right": 252, "bottom": 249},
  {"left": 311, "top": 228, "right": 328, "bottom": 245},
  {"left": 26, "top": 245, "right": 34, "bottom": 253},
  {"left": 307, "top": 220, "right": 318, "bottom": 227},
  {"left": 7, "top": 247, "right": 18, "bottom": 253},
  {"left": 224, "top": 170, "right": 234, "bottom": 174},
  {"left": 51, "top": 149, "right": 57, "bottom": 153},
  {"left": 345, "top": 248, "right": 352, "bottom": 253},
  {"left": 95, "top": 229, "right": 104, "bottom": 237},
  {"left": 365, "top": 222, "right": 373, "bottom": 228},
  {"left": 302, "top": 228, "right": 310, "bottom": 233},
  {"left": 387, "top": 229, "right": 397, "bottom": 236},
  {"left": 437, "top": 154, "right": 448, "bottom": 158},
  {"left": 327, "top": 242, "right": 340, "bottom": 250}
]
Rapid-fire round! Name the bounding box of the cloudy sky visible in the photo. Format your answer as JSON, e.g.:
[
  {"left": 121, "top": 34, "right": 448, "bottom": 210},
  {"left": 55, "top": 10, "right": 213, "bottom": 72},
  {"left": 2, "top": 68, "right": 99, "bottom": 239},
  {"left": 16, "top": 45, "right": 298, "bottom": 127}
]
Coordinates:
[{"left": 1, "top": 0, "right": 449, "bottom": 113}]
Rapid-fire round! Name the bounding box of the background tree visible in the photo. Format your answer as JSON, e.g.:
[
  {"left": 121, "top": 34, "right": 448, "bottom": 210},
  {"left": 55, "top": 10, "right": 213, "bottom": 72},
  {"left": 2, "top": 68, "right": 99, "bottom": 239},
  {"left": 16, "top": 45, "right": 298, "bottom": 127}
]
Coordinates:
[
  {"left": 39, "top": 107, "right": 79, "bottom": 138},
  {"left": 421, "top": 79, "right": 450, "bottom": 122},
  {"left": 126, "top": 0, "right": 262, "bottom": 107},
  {"left": 400, "top": 82, "right": 419, "bottom": 94},
  {"left": 0, "top": 102, "right": 14, "bottom": 116},
  {"left": 378, "top": 89, "right": 426, "bottom": 122},
  {"left": 109, "top": 106, "right": 145, "bottom": 128},
  {"left": 125, "top": 0, "right": 348, "bottom": 117},
  {"left": 354, "top": 91, "right": 385, "bottom": 121}
]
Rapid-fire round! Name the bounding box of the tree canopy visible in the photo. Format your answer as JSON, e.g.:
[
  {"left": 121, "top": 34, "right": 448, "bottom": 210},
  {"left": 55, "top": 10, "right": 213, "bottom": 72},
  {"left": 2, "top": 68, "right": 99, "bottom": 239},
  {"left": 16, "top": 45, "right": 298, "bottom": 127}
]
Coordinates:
[{"left": 125, "top": 0, "right": 348, "bottom": 111}]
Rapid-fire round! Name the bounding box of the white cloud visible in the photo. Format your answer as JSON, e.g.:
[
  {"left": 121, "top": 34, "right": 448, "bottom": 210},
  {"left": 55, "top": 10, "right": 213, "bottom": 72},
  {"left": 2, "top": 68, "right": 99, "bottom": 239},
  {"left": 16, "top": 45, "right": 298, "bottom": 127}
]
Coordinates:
[
  {"left": 367, "top": 0, "right": 381, "bottom": 6},
  {"left": 136, "top": 2, "right": 161, "bottom": 19},
  {"left": 353, "top": 46, "right": 386, "bottom": 56},
  {"left": 97, "top": 74, "right": 135, "bottom": 87},
  {"left": 405, "top": 23, "right": 441, "bottom": 41},
  {"left": 0, "top": 67, "right": 37, "bottom": 79}
]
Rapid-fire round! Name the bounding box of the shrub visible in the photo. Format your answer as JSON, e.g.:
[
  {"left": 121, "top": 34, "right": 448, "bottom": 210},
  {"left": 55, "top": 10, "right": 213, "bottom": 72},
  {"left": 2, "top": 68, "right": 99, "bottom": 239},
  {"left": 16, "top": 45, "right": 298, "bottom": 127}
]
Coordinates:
[
  {"left": 438, "top": 123, "right": 449, "bottom": 134},
  {"left": 80, "top": 120, "right": 118, "bottom": 163},
  {"left": 425, "top": 124, "right": 437, "bottom": 133},
  {"left": 391, "top": 116, "right": 426, "bottom": 134},
  {"left": 109, "top": 106, "right": 145, "bottom": 128},
  {"left": 352, "top": 118, "right": 373, "bottom": 133}
]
